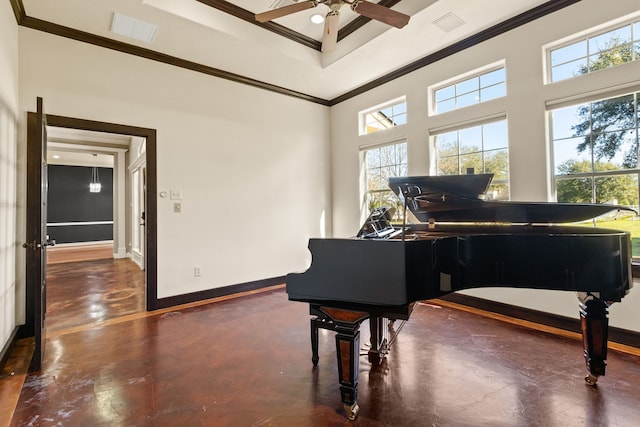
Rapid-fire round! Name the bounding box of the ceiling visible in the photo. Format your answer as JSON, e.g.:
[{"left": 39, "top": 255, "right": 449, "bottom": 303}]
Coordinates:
[
  {"left": 47, "top": 127, "right": 131, "bottom": 168},
  {"left": 18, "top": 0, "right": 562, "bottom": 101}
]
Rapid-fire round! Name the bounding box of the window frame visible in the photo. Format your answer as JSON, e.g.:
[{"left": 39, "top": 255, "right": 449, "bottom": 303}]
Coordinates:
[
  {"left": 360, "top": 139, "right": 408, "bottom": 223},
  {"left": 431, "top": 117, "right": 511, "bottom": 200},
  {"left": 428, "top": 61, "right": 507, "bottom": 116},
  {"left": 544, "top": 12, "right": 640, "bottom": 84},
  {"left": 358, "top": 96, "right": 407, "bottom": 136}
]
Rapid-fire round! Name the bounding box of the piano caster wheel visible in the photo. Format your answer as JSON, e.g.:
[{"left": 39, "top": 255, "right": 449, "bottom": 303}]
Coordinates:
[
  {"left": 344, "top": 402, "right": 360, "bottom": 420},
  {"left": 585, "top": 374, "right": 599, "bottom": 386}
]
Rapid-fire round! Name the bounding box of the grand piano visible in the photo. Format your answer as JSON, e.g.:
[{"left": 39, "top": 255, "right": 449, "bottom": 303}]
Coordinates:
[{"left": 286, "top": 174, "right": 634, "bottom": 420}]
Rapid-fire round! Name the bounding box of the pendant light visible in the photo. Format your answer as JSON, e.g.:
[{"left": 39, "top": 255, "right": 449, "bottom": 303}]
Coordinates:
[{"left": 90, "top": 154, "right": 101, "bottom": 193}]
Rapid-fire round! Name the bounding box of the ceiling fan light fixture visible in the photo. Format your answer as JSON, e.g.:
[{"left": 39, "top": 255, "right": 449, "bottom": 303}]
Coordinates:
[
  {"left": 310, "top": 13, "right": 325, "bottom": 24},
  {"left": 321, "top": 10, "right": 340, "bottom": 53}
]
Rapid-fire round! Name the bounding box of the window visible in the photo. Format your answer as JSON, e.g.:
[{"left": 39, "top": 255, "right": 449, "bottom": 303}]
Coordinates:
[
  {"left": 362, "top": 142, "right": 407, "bottom": 221},
  {"left": 433, "top": 67, "right": 506, "bottom": 114},
  {"left": 360, "top": 98, "right": 407, "bottom": 135},
  {"left": 434, "top": 120, "right": 510, "bottom": 200},
  {"left": 551, "top": 92, "right": 640, "bottom": 254},
  {"left": 548, "top": 18, "right": 640, "bottom": 82}
]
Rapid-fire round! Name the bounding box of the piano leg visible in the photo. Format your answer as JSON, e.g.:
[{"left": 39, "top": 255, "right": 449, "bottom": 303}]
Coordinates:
[
  {"left": 311, "top": 317, "right": 320, "bottom": 366},
  {"left": 314, "top": 306, "right": 368, "bottom": 420},
  {"left": 335, "top": 322, "right": 361, "bottom": 421},
  {"left": 578, "top": 293, "right": 610, "bottom": 386}
]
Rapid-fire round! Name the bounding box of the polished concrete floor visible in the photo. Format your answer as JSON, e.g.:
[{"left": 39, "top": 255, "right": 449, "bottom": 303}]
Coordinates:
[{"left": 4, "top": 258, "right": 640, "bottom": 426}]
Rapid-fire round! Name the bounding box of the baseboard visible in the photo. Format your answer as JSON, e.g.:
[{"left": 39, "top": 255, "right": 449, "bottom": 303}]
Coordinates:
[
  {"left": 441, "top": 293, "right": 640, "bottom": 348},
  {"left": 155, "top": 276, "right": 285, "bottom": 309},
  {"left": 0, "top": 327, "right": 20, "bottom": 372}
]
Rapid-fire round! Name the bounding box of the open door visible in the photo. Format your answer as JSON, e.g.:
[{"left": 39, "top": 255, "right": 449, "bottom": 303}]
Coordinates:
[{"left": 24, "top": 97, "right": 51, "bottom": 371}]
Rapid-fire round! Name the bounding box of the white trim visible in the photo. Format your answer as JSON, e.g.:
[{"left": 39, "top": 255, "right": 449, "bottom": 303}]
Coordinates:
[
  {"left": 428, "top": 112, "right": 507, "bottom": 136},
  {"left": 545, "top": 79, "right": 640, "bottom": 109},
  {"left": 47, "top": 221, "right": 114, "bottom": 226}
]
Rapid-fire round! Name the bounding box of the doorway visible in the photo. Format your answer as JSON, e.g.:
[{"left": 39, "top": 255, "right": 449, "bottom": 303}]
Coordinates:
[
  {"left": 24, "top": 108, "right": 158, "bottom": 371},
  {"left": 45, "top": 128, "right": 147, "bottom": 331},
  {"left": 40, "top": 113, "right": 158, "bottom": 311}
]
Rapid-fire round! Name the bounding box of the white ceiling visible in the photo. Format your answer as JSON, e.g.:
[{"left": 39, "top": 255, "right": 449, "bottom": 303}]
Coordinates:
[
  {"left": 21, "top": 0, "right": 551, "bottom": 100},
  {"left": 47, "top": 127, "right": 131, "bottom": 167}
]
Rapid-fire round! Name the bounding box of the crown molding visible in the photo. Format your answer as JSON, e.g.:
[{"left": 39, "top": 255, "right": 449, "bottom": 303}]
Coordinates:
[{"left": 10, "top": 0, "right": 581, "bottom": 106}]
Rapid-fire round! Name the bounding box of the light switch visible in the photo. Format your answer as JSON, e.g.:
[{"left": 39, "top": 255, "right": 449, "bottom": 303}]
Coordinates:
[
  {"left": 170, "top": 189, "right": 183, "bottom": 200},
  {"left": 173, "top": 202, "right": 181, "bottom": 213}
]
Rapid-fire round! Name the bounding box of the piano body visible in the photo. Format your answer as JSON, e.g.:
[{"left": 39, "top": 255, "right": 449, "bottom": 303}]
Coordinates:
[{"left": 286, "top": 174, "right": 634, "bottom": 420}]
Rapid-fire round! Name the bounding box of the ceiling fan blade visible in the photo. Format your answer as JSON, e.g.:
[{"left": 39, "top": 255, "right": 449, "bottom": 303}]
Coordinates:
[
  {"left": 255, "top": 0, "right": 318, "bottom": 23},
  {"left": 351, "top": 0, "right": 410, "bottom": 29},
  {"left": 321, "top": 11, "right": 340, "bottom": 53}
]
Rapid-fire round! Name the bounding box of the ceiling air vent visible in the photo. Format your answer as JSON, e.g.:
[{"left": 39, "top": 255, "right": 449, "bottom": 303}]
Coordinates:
[
  {"left": 433, "top": 12, "right": 465, "bottom": 33},
  {"left": 110, "top": 12, "right": 158, "bottom": 44}
]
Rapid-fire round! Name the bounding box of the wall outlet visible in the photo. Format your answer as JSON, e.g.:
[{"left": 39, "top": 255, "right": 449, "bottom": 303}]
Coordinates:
[
  {"left": 194, "top": 266, "right": 201, "bottom": 277},
  {"left": 173, "top": 202, "right": 181, "bottom": 213}
]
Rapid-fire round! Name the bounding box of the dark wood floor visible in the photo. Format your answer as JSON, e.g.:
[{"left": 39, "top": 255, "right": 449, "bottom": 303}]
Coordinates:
[
  {"left": 4, "top": 260, "right": 640, "bottom": 425},
  {"left": 45, "top": 257, "right": 145, "bottom": 332}
]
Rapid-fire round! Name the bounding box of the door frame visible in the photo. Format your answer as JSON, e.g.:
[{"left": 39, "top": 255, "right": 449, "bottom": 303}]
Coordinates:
[{"left": 26, "top": 113, "right": 158, "bottom": 314}]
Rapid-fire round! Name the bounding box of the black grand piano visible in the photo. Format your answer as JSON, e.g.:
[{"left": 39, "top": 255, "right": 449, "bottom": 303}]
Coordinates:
[{"left": 286, "top": 174, "right": 634, "bottom": 420}]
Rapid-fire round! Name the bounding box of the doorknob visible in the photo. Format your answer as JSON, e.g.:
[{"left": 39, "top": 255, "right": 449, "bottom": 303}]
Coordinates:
[
  {"left": 22, "top": 240, "right": 55, "bottom": 250},
  {"left": 22, "top": 240, "right": 40, "bottom": 250}
]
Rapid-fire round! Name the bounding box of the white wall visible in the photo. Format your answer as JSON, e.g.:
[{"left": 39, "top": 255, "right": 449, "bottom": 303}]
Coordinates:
[
  {"left": 330, "top": 0, "right": 640, "bottom": 332},
  {"left": 0, "top": 0, "right": 19, "bottom": 351},
  {"left": 18, "top": 28, "right": 331, "bottom": 300}
]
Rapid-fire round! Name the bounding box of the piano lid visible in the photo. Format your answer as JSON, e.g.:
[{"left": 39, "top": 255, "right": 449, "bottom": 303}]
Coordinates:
[{"left": 389, "top": 174, "right": 637, "bottom": 224}]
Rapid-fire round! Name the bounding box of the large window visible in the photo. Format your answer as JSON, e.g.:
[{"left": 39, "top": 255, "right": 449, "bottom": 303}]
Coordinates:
[
  {"left": 548, "top": 17, "right": 640, "bottom": 82},
  {"left": 362, "top": 142, "right": 407, "bottom": 221},
  {"left": 432, "top": 66, "right": 506, "bottom": 114},
  {"left": 551, "top": 92, "right": 640, "bottom": 254},
  {"left": 359, "top": 98, "right": 407, "bottom": 135},
  {"left": 434, "top": 120, "right": 510, "bottom": 200}
]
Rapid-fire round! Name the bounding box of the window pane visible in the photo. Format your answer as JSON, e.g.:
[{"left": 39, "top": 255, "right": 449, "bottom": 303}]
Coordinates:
[
  {"left": 484, "top": 149, "right": 509, "bottom": 180},
  {"left": 456, "top": 78, "right": 479, "bottom": 95},
  {"left": 393, "top": 102, "right": 406, "bottom": 115},
  {"left": 480, "top": 83, "right": 506, "bottom": 102},
  {"left": 483, "top": 121, "right": 508, "bottom": 150},
  {"left": 361, "top": 99, "right": 407, "bottom": 135},
  {"left": 435, "top": 86, "right": 455, "bottom": 102},
  {"left": 460, "top": 152, "right": 483, "bottom": 174},
  {"left": 480, "top": 68, "right": 505, "bottom": 87},
  {"left": 552, "top": 105, "right": 587, "bottom": 139},
  {"left": 556, "top": 177, "right": 593, "bottom": 203},
  {"left": 551, "top": 58, "right": 588, "bottom": 81},
  {"left": 551, "top": 41, "right": 586, "bottom": 67},
  {"left": 594, "top": 174, "right": 639, "bottom": 205},
  {"left": 456, "top": 92, "right": 479, "bottom": 109},
  {"left": 366, "top": 149, "right": 380, "bottom": 169},
  {"left": 436, "top": 99, "right": 455, "bottom": 114},
  {"left": 436, "top": 120, "right": 510, "bottom": 199},
  {"left": 437, "top": 156, "right": 459, "bottom": 175},
  {"left": 396, "top": 143, "right": 407, "bottom": 164},
  {"left": 593, "top": 132, "right": 638, "bottom": 170},
  {"left": 589, "top": 27, "right": 632, "bottom": 53},
  {"left": 487, "top": 183, "right": 510, "bottom": 201},
  {"left": 459, "top": 126, "right": 482, "bottom": 154},
  {"left": 554, "top": 137, "right": 592, "bottom": 174},
  {"left": 394, "top": 113, "right": 407, "bottom": 126}
]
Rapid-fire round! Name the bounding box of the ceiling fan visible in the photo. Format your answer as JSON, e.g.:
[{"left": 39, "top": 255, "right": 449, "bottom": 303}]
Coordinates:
[{"left": 255, "top": 0, "right": 410, "bottom": 53}]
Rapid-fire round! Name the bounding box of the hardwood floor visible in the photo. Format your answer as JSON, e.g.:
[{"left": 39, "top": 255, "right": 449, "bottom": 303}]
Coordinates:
[
  {"left": 4, "top": 280, "right": 640, "bottom": 426},
  {"left": 46, "top": 242, "right": 114, "bottom": 264},
  {"left": 45, "top": 258, "right": 145, "bottom": 332}
]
